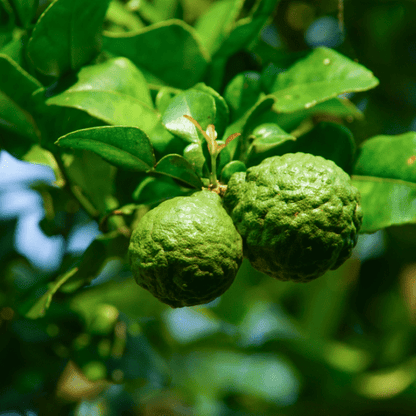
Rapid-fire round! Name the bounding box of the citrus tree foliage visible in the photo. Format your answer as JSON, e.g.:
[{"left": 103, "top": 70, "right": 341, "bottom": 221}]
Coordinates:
[{"left": 2, "top": 0, "right": 416, "bottom": 415}]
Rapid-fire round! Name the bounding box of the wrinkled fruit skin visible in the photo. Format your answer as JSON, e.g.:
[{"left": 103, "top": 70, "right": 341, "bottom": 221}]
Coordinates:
[
  {"left": 223, "top": 153, "right": 363, "bottom": 282},
  {"left": 128, "top": 190, "right": 243, "bottom": 307}
]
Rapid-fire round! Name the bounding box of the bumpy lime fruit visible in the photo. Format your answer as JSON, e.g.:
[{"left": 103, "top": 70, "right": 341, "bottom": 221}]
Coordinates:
[
  {"left": 128, "top": 190, "right": 243, "bottom": 307},
  {"left": 223, "top": 153, "right": 363, "bottom": 282}
]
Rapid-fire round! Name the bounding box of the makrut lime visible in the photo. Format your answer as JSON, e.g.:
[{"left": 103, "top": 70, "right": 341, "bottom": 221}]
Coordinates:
[
  {"left": 223, "top": 153, "right": 363, "bottom": 282},
  {"left": 128, "top": 190, "right": 243, "bottom": 307}
]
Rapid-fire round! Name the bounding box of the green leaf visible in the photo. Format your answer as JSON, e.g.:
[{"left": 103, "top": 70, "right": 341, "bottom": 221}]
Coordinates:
[
  {"left": 214, "top": 0, "right": 279, "bottom": 59},
  {"left": 60, "top": 233, "right": 130, "bottom": 293},
  {"left": 27, "top": 0, "right": 112, "bottom": 77},
  {"left": 239, "top": 96, "right": 295, "bottom": 162},
  {"left": 195, "top": 0, "right": 245, "bottom": 56},
  {"left": 245, "top": 122, "right": 296, "bottom": 167},
  {"left": 271, "top": 47, "right": 379, "bottom": 113},
  {"left": 162, "top": 89, "right": 216, "bottom": 143},
  {"left": 220, "top": 160, "right": 246, "bottom": 184},
  {"left": 62, "top": 149, "right": 117, "bottom": 214},
  {"left": 25, "top": 268, "right": 79, "bottom": 319},
  {"left": 0, "top": 31, "right": 25, "bottom": 64},
  {"left": 352, "top": 176, "right": 416, "bottom": 234},
  {"left": 183, "top": 142, "right": 209, "bottom": 178},
  {"left": 155, "top": 87, "right": 177, "bottom": 115},
  {"left": 103, "top": 19, "right": 210, "bottom": 89},
  {"left": 353, "top": 132, "right": 416, "bottom": 183},
  {"left": 293, "top": 122, "right": 355, "bottom": 173},
  {"left": 9, "top": 0, "right": 37, "bottom": 28},
  {"left": 133, "top": 176, "right": 193, "bottom": 205},
  {"left": 0, "top": 54, "right": 41, "bottom": 140},
  {"left": 46, "top": 57, "right": 160, "bottom": 134},
  {"left": 153, "top": 154, "right": 204, "bottom": 189},
  {"left": 105, "top": 0, "right": 145, "bottom": 33},
  {"left": 0, "top": 54, "right": 42, "bottom": 110},
  {"left": 192, "top": 82, "right": 229, "bottom": 140},
  {"left": 23, "top": 145, "right": 65, "bottom": 186},
  {"left": 0, "top": 92, "right": 39, "bottom": 139},
  {"left": 275, "top": 97, "right": 363, "bottom": 133},
  {"left": 56, "top": 126, "right": 156, "bottom": 172},
  {"left": 224, "top": 71, "right": 262, "bottom": 120}
]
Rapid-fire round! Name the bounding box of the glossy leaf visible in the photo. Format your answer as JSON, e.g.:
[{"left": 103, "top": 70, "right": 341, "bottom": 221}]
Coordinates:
[
  {"left": 155, "top": 88, "right": 177, "bottom": 115},
  {"left": 192, "top": 83, "right": 229, "bottom": 141},
  {"left": 352, "top": 176, "right": 416, "bottom": 234},
  {"left": 293, "top": 122, "right": 356, "bottom": 173},
  {"left": 245, "top": 122, "right": 296, "bottom": 167},
  {"left": 275, "top": 97, "right": 364, "bottom": 133},
  {"left": 46, "top": 57, "right": 160, "bottom": 134},
  {"left": 153, "top": 154, "right": 204, "bottom": 189},
  {"left": 220, "top": 160, "right": 247, "bottom": 184},
  {"left": 162, "top": 89, "right": 216, "bottom": 143},
  {"left": 183, "top": 142, "right": 209, "bottom": 178},
  {"left": 55, "top": 126, "right": 156, "bottom": 172},
  {"left": 25, "top": 268, "right": 79, "bottom": 319},
  {"left": 103, "top": 20, "right": 210, "bottom": 89},
  {"left": 27, "top": 0, "right": 111, "bottom": 77},
  {"left": 353, "top": 132, "right": 416, "bottom": 183},
  {"left": 271, "top": 47, "right": 379, "bottom": 113}
]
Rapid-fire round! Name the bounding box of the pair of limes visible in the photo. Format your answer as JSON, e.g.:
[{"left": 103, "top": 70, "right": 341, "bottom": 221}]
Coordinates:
[{"left": 128, "top": 153, "right": 363, "bottom": 307}]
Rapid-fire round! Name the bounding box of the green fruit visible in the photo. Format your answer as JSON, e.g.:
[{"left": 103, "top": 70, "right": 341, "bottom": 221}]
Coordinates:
[
  {"left": 128, "top": 190, "right": 243, "bottom": 307},
  {"left": 223, "top": 153, "right": 363, "bottom": 282}
]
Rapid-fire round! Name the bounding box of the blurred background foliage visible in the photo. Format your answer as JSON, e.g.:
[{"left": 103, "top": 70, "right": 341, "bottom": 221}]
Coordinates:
[{"left": 2, "top": 0, "right": 416, "bottom": 415}]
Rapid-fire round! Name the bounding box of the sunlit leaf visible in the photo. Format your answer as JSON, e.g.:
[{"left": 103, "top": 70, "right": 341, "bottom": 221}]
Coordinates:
[
  {"left": 271, "top": 47, "right": 379, "bottom": 113},
  {"left": 56, "top": 126, "right": 156, "bottom": 172},
  {"left": 352, "top": 176, "right": 416, "bottom": 233}
]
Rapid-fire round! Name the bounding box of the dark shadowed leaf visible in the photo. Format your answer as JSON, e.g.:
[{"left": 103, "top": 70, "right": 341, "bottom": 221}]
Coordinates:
[
  {"left": 27, "top": 0, "right": 111, "bottom": 76},
  {"left": 103, "top": 19, "right": 210, "bottom": 89},
  {"left": 133, "top": 176, "right": 193, "bottom": 205},
  {"left": 55, "top": 126, "right": 155, "bottom": 171},
  {"left": 0, "top": 54, "right": 42, "bottom": 109},
  {"left": 293, "top": 122, "right": 355, "bottom": 173},
  {"left": 60, "top": 233, "right": 130, "bottom": 293},
  {"left": 224, "top": 71, "right": 262, "bottom": 120},
  {"left": 153, "top": 154, "right": 204, "bottom": 188},
  {"left": 0, "top": 54, "right": 41, "bottom": 140},
  {"left": 271, "top": 47, "right": 379, "bottom": 113},
  {"left": 25, "top": 268, "right": 79, "bottom": 319},
  {"left": 9, "top": 0, "right": 37, "bottom": 28}
]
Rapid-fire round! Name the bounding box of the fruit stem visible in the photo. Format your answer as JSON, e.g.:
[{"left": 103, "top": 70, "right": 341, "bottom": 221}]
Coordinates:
[{"left": 210, "top": 150, "right": 218, "bottom": 189}]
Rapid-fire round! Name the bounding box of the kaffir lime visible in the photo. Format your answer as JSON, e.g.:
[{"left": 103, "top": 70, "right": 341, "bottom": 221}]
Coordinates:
[
  {"left": 128, "top": 190, "right": 243, "bottom": 307},
  {"left": 223, "top": 153, "right": 363, "bottom": 282}
]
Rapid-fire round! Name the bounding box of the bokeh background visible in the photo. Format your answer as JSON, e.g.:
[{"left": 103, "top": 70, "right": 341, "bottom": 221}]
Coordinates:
[{"left": 2, "top": 0, "right": 416, "bottom": 415}]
